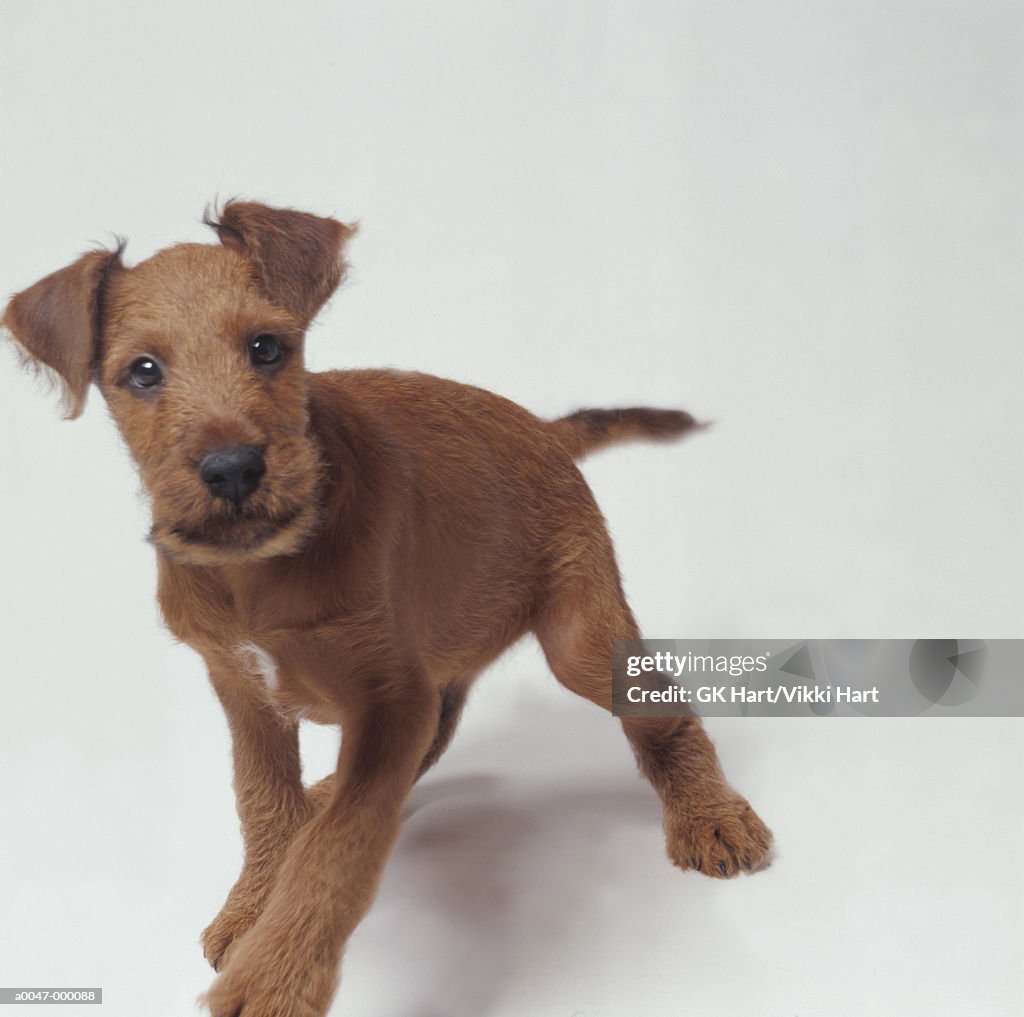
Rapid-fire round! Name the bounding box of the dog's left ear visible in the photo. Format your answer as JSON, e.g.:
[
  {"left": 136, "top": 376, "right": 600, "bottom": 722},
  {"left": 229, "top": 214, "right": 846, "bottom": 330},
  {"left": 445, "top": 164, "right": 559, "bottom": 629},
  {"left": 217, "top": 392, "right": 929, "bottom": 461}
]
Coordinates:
[{"left": 206, "top": 201, "right": 357, "bottom": 324}]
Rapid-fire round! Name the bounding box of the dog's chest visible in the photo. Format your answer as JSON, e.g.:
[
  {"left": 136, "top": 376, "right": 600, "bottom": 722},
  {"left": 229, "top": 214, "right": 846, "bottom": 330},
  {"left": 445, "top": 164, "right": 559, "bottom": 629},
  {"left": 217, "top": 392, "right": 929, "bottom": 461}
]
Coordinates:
[
  {"left": 161, "top": 559, "right": 396, "bottom": 723},
  {"left": 235, "top": 641, "right": 280, "bottom": 692},
  {"left": 232, "top": 639, "right": 336, "bottom": 722},
  {"left": 228, "top": 614, "right": 391, "bottom": 724}
]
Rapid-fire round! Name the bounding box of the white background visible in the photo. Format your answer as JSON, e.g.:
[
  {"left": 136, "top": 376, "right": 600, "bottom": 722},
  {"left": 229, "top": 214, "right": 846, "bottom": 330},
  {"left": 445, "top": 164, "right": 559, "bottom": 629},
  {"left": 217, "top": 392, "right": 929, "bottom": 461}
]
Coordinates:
[{"left": 1, "top": 3, "right": 1021, "bottom": 1015}]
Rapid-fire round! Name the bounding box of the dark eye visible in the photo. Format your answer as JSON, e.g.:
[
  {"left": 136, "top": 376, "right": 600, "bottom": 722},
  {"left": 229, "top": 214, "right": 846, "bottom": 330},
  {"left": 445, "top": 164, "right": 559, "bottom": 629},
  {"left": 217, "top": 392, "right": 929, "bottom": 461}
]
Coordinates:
[
  {"left": 128, "top": 357, "right": 163, "bottom": 389},
  {"left": 249, "top": 334, "right": 283, "bottom": 367}
]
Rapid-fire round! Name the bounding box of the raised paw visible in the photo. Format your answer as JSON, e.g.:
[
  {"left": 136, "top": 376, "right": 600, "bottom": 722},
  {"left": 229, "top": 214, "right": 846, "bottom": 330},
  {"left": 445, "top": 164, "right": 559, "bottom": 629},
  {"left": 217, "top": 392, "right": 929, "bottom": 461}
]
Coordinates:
[{"left": 665, "top": 791, "right": 773, "bottom": 878}]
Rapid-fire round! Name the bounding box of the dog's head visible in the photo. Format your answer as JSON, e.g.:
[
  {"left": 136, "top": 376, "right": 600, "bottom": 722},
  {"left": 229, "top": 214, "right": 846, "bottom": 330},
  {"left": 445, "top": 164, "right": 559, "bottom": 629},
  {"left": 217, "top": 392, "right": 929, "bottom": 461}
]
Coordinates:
[{"left": 3, "top": 201, "right": 357, "bottom": 566}]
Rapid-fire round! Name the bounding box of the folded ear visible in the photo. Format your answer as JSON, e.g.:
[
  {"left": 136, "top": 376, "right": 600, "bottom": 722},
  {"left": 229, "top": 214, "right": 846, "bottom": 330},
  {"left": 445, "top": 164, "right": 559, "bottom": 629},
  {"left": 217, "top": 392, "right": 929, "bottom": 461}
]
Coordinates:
[
  {"left": 3, "top": 246, "right": 123, "bottom": 419},
  {"left": 205, "top": 200, "right": 357, "bottom": 325}
]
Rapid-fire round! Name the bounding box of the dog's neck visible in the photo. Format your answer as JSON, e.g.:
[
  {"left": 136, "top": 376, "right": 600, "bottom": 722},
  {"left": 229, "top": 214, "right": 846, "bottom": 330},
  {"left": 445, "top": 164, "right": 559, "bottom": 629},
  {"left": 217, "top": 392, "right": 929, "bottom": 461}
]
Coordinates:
[{"left": 154, "top": 374, "right": 390, "bottom": 640}]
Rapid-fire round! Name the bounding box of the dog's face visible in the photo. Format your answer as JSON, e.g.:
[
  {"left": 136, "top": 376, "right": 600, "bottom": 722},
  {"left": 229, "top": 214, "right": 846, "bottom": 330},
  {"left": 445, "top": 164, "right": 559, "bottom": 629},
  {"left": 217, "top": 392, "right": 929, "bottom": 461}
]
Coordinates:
[
  {"left": 3, "top": 202, "right": 356, "bottom": 566},
  {"left": 99, "top": 243, "right": 324, "bottom": 565}
]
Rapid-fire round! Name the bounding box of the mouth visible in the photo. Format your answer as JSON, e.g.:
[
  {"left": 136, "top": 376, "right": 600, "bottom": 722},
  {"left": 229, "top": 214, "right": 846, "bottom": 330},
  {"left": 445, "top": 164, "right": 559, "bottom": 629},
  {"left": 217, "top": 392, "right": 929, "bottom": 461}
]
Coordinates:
[
  {"left": 168, "top": 506, "right": 305, "bottom": 550},
  {"left": 151, "top": 503, "right": 318, "bottom": 564}
]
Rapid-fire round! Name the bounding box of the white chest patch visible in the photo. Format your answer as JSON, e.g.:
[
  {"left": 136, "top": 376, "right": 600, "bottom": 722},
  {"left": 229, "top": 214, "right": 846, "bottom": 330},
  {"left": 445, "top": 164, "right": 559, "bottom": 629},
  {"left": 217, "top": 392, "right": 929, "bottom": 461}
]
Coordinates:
[{"left": 236, "top": 642, "right": 279, "bottom": 693}]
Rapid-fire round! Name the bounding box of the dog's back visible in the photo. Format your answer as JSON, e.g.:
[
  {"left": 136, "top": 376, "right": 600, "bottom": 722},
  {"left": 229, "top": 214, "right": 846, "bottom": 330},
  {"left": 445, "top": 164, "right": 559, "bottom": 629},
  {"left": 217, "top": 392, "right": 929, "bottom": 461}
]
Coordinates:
[{"left": 303, "top": 368, "right": 698, "bottom": 675}]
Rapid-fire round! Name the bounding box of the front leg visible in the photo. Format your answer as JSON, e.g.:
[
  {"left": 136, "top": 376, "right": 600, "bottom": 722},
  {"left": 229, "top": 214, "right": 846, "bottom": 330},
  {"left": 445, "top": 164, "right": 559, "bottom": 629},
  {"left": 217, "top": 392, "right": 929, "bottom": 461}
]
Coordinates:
[
  {"left": 201, "top": 660, "right": 313, "bottom": 971},
  {"left": 203, "top": 681, "right": 437, "bottom": 1017}
]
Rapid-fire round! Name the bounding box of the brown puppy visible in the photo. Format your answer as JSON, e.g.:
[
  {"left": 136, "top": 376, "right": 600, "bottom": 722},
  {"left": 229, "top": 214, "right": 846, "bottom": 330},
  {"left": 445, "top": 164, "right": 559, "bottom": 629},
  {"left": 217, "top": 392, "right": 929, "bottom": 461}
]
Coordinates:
[{"left": 3, "top": 202, "right": 772, "bottom": 1017}]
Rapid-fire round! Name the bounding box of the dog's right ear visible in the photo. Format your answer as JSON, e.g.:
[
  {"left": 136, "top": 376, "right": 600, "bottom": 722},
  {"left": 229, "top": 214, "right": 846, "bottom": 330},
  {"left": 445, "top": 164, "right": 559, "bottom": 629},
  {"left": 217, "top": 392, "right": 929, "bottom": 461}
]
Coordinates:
[{"left": 3, "top": 247, "right": 123, "bottom": 419}]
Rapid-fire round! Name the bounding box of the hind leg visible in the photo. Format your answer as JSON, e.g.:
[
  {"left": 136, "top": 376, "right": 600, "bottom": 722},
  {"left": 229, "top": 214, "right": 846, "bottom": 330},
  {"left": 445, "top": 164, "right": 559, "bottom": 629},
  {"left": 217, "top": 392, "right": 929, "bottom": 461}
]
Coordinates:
[
  {"left": 415, "top": 683, "right": 469, "bottom": 779},
  {"left": 534, "top": 555, "right": 772, "bottom": 878},
  {"left": 620, "top": 713, "right": 772, "bottom": 876}
]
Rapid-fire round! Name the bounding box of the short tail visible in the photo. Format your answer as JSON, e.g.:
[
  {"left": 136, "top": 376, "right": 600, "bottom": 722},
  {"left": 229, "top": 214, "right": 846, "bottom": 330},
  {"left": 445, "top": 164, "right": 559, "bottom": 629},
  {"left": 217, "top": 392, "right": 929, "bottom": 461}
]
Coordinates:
[{"left": 549, "top": 406, "right": 706, "bottom": 460}]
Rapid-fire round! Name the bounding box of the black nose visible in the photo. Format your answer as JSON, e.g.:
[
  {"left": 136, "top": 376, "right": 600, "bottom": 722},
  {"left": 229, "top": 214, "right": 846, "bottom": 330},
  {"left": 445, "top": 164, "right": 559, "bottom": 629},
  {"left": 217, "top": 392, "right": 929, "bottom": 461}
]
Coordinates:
[{"left": 199, "top": 446, "right": 266, "bottom": 506}]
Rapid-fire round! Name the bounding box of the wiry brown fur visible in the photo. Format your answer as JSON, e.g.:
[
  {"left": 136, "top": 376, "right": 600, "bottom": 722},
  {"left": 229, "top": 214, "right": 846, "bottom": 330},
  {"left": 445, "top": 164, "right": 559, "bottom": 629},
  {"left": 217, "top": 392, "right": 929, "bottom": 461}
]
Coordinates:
[{"left": 3, "top": 201, "right": 772, "bottom": 1017}]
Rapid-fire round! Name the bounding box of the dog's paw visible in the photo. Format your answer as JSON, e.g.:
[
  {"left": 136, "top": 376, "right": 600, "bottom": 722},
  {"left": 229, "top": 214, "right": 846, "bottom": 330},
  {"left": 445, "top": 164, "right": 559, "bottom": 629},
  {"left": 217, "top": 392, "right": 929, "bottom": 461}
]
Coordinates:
[
  {"left": 665, "top": 790, "right": 773, "bottom": 878},
  {"left": 201, "top": 943, "right": 334, "bottom": 1017},
  {"left": 202, "top": 969, "right": 295, "bottom": 1017},
  {"left": 201, "top": 902, "right": 260, "bottom": 972}
]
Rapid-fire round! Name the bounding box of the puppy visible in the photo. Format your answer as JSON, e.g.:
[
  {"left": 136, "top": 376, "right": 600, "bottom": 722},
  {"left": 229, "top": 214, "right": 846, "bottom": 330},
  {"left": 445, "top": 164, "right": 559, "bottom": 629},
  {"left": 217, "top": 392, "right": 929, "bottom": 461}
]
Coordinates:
[{"left": 3, "top": 201, "right": 771, "bottom": 1017}]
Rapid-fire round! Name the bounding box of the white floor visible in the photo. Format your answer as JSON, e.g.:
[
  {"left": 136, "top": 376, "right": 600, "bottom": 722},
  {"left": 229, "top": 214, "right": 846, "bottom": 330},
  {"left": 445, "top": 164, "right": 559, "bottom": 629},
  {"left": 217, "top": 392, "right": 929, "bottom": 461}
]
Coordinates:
[{"left": 2, "top": 642, "right": 1020, "bottom": 1017}]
